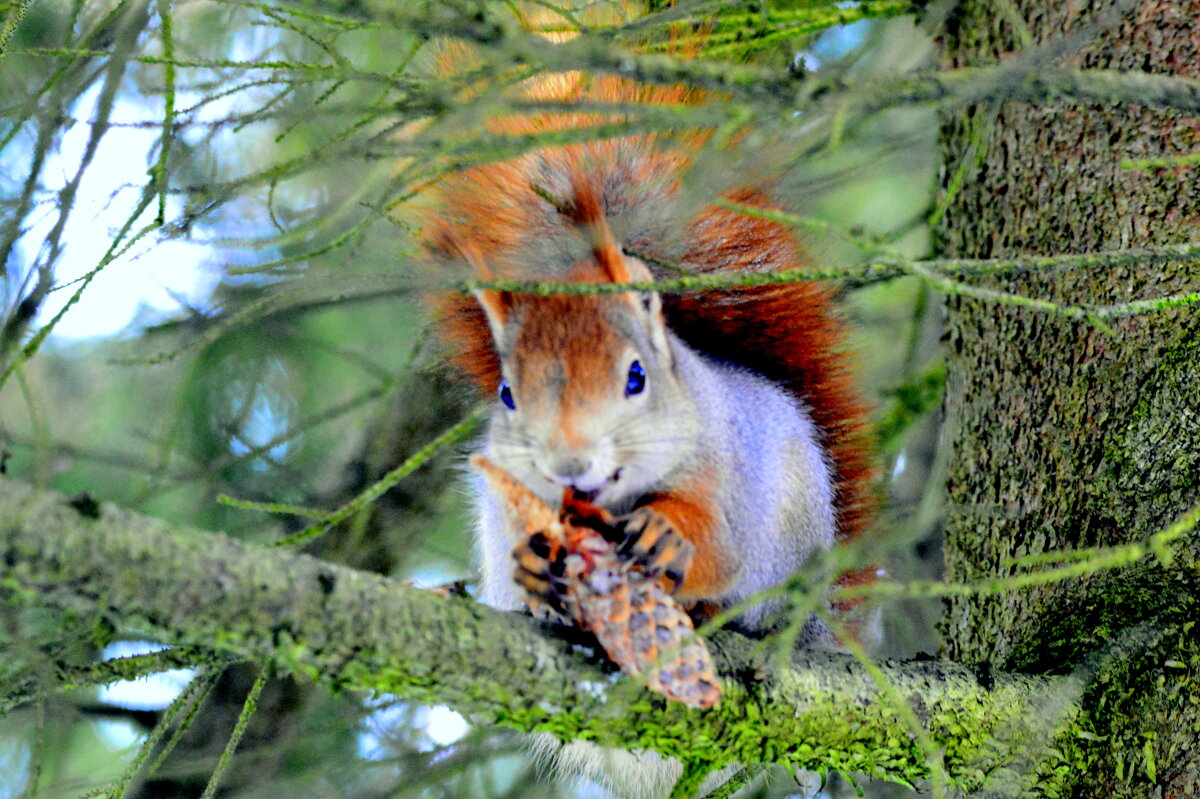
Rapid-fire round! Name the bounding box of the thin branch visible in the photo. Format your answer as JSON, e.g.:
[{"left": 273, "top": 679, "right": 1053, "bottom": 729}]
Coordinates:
[
  {"left": 85, "top": 663, "right": 226, "bottom": 799},
  {"left": 0, "top": 0, "right": 31, "bottom": 61},
  {"left": 198, "top": 665, "right": 268, "bottom": 799},
  {"left": 1121, "top": 150, "right": 1200, "bottom": 170},
  {"left": 154, "top": 0, "right": 176, "bottom": 225},
  {"left": 837, "top": 500, "right": 1200, "bottom": 603},
  {"left": 815, "top": 66, "right": 1200, "bottom": 118},
  {"left": 0, "top": 645, "right": 224, "bottom": 716},
  {"left": 264, "top": 405, "right": 486, "bottom": 547},
  {"left": 463, "top": 241, "right": 1200, "bottom": 293},
  {"left": 0, "top": 186, "right": 158, "bottom": 391}
]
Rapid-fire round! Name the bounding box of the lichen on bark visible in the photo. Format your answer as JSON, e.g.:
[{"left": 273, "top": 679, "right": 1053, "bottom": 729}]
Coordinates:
[
  {"left": 936, "top": 1, "right": 1200, "bottom": 794},
  {"left": 0, "top": 477, "right": 1094, "bottom": 793}
]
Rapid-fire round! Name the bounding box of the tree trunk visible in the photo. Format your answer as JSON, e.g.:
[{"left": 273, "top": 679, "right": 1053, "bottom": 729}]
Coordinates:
[{"left": 937, "top": 1, "right": 1200, "bottom": 794}]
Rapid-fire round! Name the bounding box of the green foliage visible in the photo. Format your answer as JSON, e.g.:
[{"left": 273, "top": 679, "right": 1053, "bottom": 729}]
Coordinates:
[
  {"left": 0, "top": 2, "right": 937, "bottom": 794},
  {"left": 6, "top": 0, "right": 1195, "bottom": 797}
]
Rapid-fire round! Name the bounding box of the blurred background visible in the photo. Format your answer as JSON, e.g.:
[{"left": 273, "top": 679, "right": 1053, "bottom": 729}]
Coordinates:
[{"left": 0, "top": 1, "right": 947, "bottom": 796}]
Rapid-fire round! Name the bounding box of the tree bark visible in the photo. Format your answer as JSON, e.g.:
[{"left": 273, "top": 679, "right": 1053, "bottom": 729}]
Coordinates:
[
  {"left": 0, "top": 476, "right": 1095, "bottom": 794},
  {"left": 937, "top": 1, "right": 1200, "bottom": 795},
  {"left": 123, "top": 372, "right": 471, "bottom": 799}
]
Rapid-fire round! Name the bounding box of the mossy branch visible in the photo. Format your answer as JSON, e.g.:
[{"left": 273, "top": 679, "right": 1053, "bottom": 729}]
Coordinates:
[
  {"left": 0, "top": 477, "right": 1116, "bottom": 793},
  {"left": 0, "top": 645, "right": 225, "bottom": 717},
  {"left": 463, "top": 241, "right": 1200, "bottom": 324}
]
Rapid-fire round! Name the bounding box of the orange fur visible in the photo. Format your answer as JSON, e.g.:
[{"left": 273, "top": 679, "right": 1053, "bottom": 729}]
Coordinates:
[
  {"left": 640, "top": 472, "right": 737, "bottom": 600},
  {"left": 508, "top": 293, "right": 628, "bottom": 439},
  {"left": 428, "top": 57, "right": 876, "bottom": 544}
]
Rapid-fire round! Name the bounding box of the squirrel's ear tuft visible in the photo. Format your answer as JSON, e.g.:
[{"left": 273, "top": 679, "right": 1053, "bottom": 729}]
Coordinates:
[
  {"left": 472, "top": 288, "right": 512, "bottom": 346},
  {"left": 622, "top": 256, "right": 670, "bottom": 359},
  {"left": 437, "top": 226, "right": 512, "bottom": 345},
  {"left": 466, "top": 262, "right": 513, "bottom": 347},
  {"left": 623, "top": 255, "right": 657, "bottom": 300},
  {"left": 569, "top": 173, "right": 632, "bottom": 284}
]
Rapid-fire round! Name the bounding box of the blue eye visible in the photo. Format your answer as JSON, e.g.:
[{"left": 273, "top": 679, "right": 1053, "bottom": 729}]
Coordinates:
[
  {"left": 625, "top": 360, "right": 646, "bottom": 397},
  {"left": 499, "top": 380, "right": 516, "bottom": 410}
]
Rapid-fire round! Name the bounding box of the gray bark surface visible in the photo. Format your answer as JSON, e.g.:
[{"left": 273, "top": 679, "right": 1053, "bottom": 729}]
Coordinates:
[{"left": 937, "top": 1, "right": 1200, "bottom": 794}]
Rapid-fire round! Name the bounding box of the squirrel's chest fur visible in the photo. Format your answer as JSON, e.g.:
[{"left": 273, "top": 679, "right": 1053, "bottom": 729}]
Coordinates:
[{"left": 474, "top": 330, "right": 836, "bottom": 632}]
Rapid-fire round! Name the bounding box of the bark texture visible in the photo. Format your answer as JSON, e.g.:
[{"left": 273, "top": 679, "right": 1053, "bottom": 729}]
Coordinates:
[
  {"left": 123, "top": 372, "right": 471, "bottom": 799},
  {"left": 0, "top": 477, "right": 1087, "bottom": 793},
  {"left": 937, "top": 1, "right": 1200, "bottom": 795}
]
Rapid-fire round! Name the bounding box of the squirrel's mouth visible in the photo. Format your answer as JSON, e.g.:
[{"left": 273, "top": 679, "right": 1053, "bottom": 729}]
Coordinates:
[
  {"left": 572, "top": 468, "right": 622, "bottom": 504},
  {"left": 574, "top": 488, "right": 601, "bottom": 503}
]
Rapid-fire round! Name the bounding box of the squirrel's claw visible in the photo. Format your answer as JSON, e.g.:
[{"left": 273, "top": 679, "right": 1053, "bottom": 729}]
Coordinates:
[
  {"left": 615, "top": 507, "right": 694, "bottom": 594},
  {"left": 513, "top": 531, "right": 576, "bottom": 620}
]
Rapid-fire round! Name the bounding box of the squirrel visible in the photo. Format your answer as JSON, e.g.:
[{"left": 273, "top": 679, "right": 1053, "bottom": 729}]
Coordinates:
[{"left": 426, "top": 48, "right": 875, "bottom": 799}]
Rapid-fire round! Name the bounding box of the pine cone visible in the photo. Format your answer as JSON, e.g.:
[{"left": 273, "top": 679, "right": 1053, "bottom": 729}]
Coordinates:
[{"left": 471, "top": 455, "right": 721, "bottom": 709}]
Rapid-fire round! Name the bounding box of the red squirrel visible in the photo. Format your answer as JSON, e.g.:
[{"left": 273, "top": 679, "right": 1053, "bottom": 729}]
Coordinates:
[
  {"left": 428, "top": 62, "right": 874, "bottom": 799},
  {"left": 431, "top": 76, "right": 873, "bottom": 624}
]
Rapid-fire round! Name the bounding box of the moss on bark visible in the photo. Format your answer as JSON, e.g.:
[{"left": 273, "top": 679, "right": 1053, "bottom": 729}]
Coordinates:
[
  {"left": 937, "top": 1, "right": 1200, "bottom": 794},
  {"left": 1, "top": 477, "right": 1091, "bottom": 793}
]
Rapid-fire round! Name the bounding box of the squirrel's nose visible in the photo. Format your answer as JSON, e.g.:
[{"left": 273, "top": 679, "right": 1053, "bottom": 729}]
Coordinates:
[{"left": 548, "top": 456, "right": 592, "bottom": 485}]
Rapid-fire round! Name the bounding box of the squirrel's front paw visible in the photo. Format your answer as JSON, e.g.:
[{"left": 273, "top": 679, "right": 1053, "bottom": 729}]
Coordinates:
[
  {"left": 512, "top": 531, "right": 575, "bottom": 621},
  {"left": 613, "top": 507, "right": 694, "bottom": 593}
]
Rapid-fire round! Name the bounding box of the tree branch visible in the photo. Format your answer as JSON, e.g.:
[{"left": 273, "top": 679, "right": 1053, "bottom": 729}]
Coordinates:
[
  {"left": 823, "top": 66, "right": 1200, "bottom": 117},
  {"left": 0, "top": 478, "right": 1085, "bottom": 791}
]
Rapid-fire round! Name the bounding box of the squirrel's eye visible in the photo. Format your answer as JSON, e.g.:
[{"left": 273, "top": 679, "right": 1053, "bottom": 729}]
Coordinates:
[
  {"left": 625, "top": 360, "right": 646, "bottom": 397},
  {"left": 499, "top": 380, "right": 516, "bottom": 410}
]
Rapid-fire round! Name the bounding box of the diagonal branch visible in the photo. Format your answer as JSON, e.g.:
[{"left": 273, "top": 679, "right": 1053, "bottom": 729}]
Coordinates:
[{"left": 0, "top": 478, "right": 1092, "bottom": 792}]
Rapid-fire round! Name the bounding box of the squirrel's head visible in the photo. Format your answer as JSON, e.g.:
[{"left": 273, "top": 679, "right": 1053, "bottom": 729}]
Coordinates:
[{"left": 469, "top": 244, "right": 698, "bottom": 511}]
